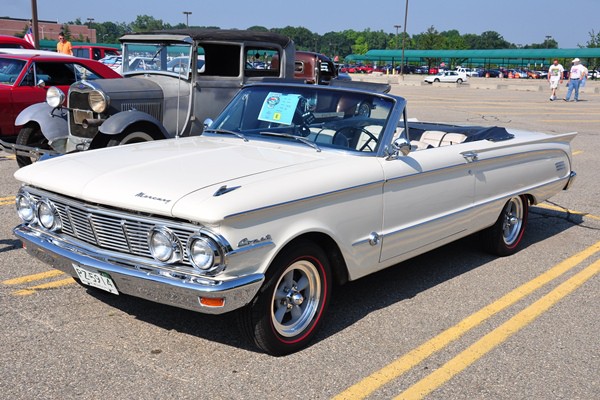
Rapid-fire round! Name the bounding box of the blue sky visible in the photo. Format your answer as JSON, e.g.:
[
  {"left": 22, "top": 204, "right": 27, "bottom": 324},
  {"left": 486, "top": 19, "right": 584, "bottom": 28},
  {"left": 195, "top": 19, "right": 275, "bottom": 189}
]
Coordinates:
[{"left": 5, "top": 0, "right": 599, "bottom": 48}]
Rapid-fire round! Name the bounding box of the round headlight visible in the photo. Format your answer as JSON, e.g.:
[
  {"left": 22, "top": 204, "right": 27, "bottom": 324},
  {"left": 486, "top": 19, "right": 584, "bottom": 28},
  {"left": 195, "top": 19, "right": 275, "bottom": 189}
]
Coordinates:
[
  {"left": 187, "top": 236, "right": 221, "bottom": 271},
  {"left": 15, "top": 192, "right": 36, "bottom": 223},
  {"left": 36, "top": 199, "right": 61, "bottom": 231},
  {"left": 148, "top": 227, "right": 182, "bottom": 263},
  {"left": 46, "top": 87, "right": 65, "bottom": 108},
  {"left": 88, "top": 90, "right": 109, "bottom": 113}
]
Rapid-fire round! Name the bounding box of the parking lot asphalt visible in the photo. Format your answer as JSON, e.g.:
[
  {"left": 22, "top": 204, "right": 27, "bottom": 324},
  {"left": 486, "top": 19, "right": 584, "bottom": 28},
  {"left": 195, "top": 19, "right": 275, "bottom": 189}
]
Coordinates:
[{"left": 1, "top": 81, "right": 598, "bottom": 400}]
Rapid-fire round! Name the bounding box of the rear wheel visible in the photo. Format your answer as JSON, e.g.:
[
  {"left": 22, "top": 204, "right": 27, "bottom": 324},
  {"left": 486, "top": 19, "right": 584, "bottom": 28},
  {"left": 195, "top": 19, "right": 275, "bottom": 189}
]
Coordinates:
[
  {"left": 16, "top": 125, "right": 50, "bottom": 167},
  {"left": 482, "top": 195, "right": 529, "bottom": 256},
  {"left": 239, "top": 240, "right": 332, "bottom": 356}
]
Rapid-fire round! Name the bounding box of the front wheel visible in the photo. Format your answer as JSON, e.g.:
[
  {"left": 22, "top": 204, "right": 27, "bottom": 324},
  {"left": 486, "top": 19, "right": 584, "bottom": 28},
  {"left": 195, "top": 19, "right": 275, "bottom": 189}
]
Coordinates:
[
  {"left": 481, "top": 195, "right": 529, "bottom": 256},
  {"left": 457, "top": 78, "right": 463, "bottom": 84},
  {"left": 15, "top": 125, "right": 51, "bottom": 167},
  {"left": 107, "top": 130, "right": 157, "bottom": 147},
  {"left": 239, "top": 240, "right": 332, "bottom": 356}
]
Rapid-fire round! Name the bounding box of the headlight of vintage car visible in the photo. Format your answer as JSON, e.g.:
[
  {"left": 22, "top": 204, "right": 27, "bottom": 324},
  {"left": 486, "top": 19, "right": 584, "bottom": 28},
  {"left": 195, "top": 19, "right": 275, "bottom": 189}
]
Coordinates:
[
  {"left": 148, "top": 227, "right": 183, "bottom": 263},
  {"left": 88, "top": 90, "right": 109, "bottom": 113},
  {"left": 46, "top": 87, "right": 65, "bottom": 108},
  {"left": 36, "top": 198, "right": 62, "bottom": 231},
  {"left": 187, "top": 235, "right": 223, "bottom": 273},
  {"left": 15, "top": 192, "right": 36, "bottom": 223}
]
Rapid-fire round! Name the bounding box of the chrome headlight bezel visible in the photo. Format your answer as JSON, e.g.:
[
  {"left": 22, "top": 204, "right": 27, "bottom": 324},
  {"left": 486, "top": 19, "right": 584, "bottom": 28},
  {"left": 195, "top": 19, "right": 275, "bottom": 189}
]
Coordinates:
[
  {"left": 36, "top": 198, "right": 62, "bottom": 231},
  {"left": 186, "top": 234, "right": 224, "bottom": 274},
  {"left": 148, "top": 227, "right": 183, "bottom": 264},
  {"left": 15, "top": 191, "right": 36, "bottom": 223},
  {"left": 88, "top": 90, "right": 109, "bottom": 113},
  {"left": 46, "top": 86, "right": 65, "bottom": 108}
]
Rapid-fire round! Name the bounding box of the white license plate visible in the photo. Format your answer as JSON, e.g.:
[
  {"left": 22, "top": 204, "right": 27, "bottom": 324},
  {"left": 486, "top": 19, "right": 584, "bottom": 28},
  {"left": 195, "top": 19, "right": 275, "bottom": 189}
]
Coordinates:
[
  {"left": 73, "top": 264, "right": 119, "bottom": 295},
  {"left": 73, "top": 109, "right": 93, "bottom": 125}
]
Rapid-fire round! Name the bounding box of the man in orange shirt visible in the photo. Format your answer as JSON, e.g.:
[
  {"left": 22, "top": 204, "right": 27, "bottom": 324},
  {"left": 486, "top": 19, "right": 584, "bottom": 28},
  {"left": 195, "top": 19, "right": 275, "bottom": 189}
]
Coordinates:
[{"left": 57, "top": 32, "right": 73, "bottom": 55}]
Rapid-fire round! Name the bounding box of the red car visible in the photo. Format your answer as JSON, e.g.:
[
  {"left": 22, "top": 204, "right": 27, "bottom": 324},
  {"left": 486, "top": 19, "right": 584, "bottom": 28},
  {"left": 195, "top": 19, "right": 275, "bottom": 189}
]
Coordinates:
[
  {"left": 0, "top": 35, "right": 35, "bottom": 50},
  {"left": 0, "top": 50, "right": 121, "bottom": 164}
]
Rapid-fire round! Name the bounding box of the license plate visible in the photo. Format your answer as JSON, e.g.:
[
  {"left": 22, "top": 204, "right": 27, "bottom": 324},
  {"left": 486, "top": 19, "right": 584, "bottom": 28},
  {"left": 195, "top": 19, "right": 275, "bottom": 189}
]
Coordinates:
[
  {"left": 73, "top": 109, "right": 93, "bottom": 125},
  {"left": 73, "top": 264, "right": 119, "bottom": 295}
]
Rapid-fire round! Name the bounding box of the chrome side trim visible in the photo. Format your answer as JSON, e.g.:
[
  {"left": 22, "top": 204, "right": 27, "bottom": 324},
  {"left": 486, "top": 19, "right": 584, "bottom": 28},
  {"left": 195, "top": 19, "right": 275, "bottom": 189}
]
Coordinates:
[{"left": 224, "top": 180, "right": 384, "bottom": 220}]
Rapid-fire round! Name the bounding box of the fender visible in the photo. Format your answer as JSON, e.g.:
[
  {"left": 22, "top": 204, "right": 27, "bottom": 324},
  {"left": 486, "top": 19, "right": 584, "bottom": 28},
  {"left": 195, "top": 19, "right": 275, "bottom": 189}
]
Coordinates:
[
  {"left": 98, "top": 110, "right": 169, "bottom": 138},
  {"left": 15, "top": 103, "right": 68, "bottom": 144}
]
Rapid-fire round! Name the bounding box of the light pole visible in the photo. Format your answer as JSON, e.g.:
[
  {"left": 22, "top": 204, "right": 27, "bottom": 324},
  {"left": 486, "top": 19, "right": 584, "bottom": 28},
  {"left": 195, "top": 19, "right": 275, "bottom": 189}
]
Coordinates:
[
  {"left": 394, "top": 24, "right": 401, "bottom": 49},
  {"left": 183, "top": 11, "right": 192, "bottom": 28},
  {"left": 87, "top": 17, "right": 94, "bottom": 28},
  {"left": 545, "top": 35, "right": 551, "bottom": 48},
  {"left": 400, "top": 0, "right": 409, "bottom": 80}
]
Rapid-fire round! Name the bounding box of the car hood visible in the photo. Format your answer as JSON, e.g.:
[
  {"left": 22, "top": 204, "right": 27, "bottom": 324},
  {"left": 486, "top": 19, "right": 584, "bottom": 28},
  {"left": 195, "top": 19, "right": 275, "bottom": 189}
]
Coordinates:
[{"left": 15, "top": 136, "right": 381, "bottom": 224}]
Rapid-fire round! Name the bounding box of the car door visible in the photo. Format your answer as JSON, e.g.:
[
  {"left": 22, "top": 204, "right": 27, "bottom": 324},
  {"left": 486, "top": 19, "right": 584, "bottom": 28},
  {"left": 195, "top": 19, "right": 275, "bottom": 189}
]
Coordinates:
[{"left": 378, "top": 144, "right": 475, "bottom": 263}]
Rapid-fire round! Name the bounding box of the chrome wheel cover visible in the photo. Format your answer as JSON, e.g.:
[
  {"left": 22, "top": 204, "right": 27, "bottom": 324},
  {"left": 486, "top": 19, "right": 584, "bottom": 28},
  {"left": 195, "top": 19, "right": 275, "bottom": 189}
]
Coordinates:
[
  {"left": 271, "top": 259, "right": 321, "bottom": 338},
  {"left": 502, "top": 196, "right": 524, "bottom": 245}
]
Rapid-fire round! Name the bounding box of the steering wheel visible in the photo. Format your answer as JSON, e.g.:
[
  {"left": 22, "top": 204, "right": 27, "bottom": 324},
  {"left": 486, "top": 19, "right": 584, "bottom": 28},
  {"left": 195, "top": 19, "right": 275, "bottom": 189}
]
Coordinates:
[{"left": 332, "top": 126, "right": 378, "bottom": 151}]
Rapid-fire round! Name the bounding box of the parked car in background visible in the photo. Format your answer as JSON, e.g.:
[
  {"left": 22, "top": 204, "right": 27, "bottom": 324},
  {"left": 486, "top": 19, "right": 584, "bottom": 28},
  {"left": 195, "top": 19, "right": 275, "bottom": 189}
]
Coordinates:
[
  {"left": 99, "top": 55, "right": 123, "bottom": 74},
  {"left": 294, "top": 51, "right": 349, "bottom": 84},
  {"left": 72, "top": 45, "right": 120, "bottom": 61},
  {"left": 0, "top": 35, "right": 35, "bottom": 50},
  {"left": 0, "top": 51, "right": 122, "bottom": 166},
  {"left": 424, "top": 70, "right": 467, "bottom": 84},
  {"left": 2, "top": 29, "right": 297, "bottom": 165},
  {"left": 12, "top": 81, "right": 576, "bottom": 355}
]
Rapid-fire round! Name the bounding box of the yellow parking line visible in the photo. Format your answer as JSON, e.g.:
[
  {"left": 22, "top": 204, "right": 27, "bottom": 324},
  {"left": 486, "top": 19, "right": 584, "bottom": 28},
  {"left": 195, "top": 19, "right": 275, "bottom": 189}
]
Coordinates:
[
  {"left": 395, "top": 259, "right": 600, "bottom": 400},
  {"left": 0, "top": 195, "right": 15, "bottom": 204},
  {"left": 13, "top": 277, "right": 75, "bottom": 296},
  {"left": 333, "top": 240, "right": 600, "bottom": 400},
  {"left": 536, "top": 203, "right": 600, "bottom": 221},
  {"left": 2, "top": 269, "right": 65, "bottom": 285}
]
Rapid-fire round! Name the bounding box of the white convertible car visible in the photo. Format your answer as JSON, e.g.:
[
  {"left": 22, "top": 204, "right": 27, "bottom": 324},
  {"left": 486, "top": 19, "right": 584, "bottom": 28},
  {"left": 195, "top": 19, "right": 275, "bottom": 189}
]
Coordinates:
[{"left": 13, "top": 82, "right": 576, "bottom": 355}]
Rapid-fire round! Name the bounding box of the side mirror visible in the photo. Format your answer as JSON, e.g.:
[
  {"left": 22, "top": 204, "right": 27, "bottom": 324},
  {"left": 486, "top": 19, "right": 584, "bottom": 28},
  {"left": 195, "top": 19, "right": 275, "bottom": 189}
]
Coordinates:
[
  {"left": 203, "top": 118, "right": 213, "bottom": 129},
  {"left": 36, "top": 79, "right": 46, "bottom": 88},
  {"left": 385, "top": 137, "right": 411, "bottom": 160}
]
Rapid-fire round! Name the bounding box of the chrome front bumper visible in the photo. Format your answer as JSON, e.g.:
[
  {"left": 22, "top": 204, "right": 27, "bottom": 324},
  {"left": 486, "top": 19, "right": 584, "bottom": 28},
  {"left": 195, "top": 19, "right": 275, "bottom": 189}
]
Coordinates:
[{"left": 14, "top": 225, "right": 264, "bottom": 314}]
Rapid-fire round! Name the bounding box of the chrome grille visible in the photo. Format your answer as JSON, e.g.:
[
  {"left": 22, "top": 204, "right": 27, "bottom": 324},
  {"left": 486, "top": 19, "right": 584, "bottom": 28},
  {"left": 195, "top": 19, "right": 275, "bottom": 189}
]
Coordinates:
[
  {"left": 30, "top": 191, "right": 197, "bottom": 265},
  {"left": 121, "top": 102, "right": 162, "bottom": 121}
]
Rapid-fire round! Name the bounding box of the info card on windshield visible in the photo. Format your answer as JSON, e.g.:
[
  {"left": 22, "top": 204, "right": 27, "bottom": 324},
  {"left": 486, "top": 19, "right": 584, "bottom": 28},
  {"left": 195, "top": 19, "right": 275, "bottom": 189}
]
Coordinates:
[{"left": 258, "top": 92, "right": 301, "bottom": 126}]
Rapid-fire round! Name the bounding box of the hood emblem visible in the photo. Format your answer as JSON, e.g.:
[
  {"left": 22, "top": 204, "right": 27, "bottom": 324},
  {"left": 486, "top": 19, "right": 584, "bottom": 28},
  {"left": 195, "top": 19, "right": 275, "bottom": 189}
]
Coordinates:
[
  {"left": 214, "top": 185, "right": 241, "bottom": 197},
  {"left": 135, "top": 192, "right": 172, "bottom": 204}
]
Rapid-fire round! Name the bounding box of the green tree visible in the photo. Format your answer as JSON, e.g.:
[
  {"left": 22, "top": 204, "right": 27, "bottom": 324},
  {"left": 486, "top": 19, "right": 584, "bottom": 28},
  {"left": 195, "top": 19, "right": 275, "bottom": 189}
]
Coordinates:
[{"left": 131, "top": 15, "right": 169, "bottom": 32}]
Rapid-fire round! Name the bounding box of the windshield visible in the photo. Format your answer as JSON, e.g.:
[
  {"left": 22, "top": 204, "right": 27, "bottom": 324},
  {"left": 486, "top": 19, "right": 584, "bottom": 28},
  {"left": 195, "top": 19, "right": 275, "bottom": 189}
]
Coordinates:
[
  {"left": 0, "top": 58, "right": 26, "bottom": 85},
  {"left": 209, "top": 85, "right": 395, "bottom": 153},
  {"left": 122, "top": 42, "right": 193, "bottom": 76}
]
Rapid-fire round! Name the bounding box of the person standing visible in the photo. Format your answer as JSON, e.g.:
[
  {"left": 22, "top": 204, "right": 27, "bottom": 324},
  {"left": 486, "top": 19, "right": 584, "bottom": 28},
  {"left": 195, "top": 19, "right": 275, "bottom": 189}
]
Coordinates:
[
  {"left": 56, "top": 32, "right": 73, "bottom": 55},
  {"left": 564, "top": 58, "right": 586, "bottom": 102},
  {"left": 547, "top": 59, "right": 564, "bottom": 101}
]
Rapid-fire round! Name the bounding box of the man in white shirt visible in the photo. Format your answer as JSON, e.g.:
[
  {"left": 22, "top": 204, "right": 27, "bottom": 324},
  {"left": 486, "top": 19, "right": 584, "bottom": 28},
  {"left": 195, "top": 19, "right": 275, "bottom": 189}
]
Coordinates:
[
  {"left": 564, "top": 58, "right": 586, "bottom": 102},
  {"left": 547, "top": 59, "right": 564, "bottom": 101}
]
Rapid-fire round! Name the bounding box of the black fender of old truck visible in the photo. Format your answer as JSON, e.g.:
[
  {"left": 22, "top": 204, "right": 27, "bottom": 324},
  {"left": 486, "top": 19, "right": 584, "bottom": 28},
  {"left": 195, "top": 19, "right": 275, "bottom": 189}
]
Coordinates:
[{"left": 98, "top": 110, "right": 170, "bottom": 138}]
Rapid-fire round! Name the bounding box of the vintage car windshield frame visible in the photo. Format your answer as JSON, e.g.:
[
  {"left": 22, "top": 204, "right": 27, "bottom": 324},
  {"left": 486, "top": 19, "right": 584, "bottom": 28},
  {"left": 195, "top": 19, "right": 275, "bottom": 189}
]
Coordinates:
[
  {"left": 122, "top": 40, "right": 194, "bottom": 78},
  {"left": 208, "top": 83, "right": 404, "bottom": 156}
]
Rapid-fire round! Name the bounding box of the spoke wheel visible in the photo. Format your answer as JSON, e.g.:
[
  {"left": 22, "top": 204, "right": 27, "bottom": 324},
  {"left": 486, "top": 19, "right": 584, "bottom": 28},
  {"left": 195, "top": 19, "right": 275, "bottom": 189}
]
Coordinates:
[
  {"left": 239, "top": 240, "right": 331, "bottom": 356},
  {"left": 16, "top": 125, "right": 51, "bottom": 167},
  {"left": 482, "top": 195, "right": 529, "bottom": 256}
]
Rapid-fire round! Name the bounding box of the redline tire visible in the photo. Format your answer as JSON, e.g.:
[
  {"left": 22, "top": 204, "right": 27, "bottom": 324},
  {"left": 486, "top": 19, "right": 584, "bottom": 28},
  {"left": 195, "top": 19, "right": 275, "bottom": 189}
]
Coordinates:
[
  {"left": 482, "top": 195, "right": 529, "bottom": 256},
  {"left": 239, "top": 240, "right": 332, "bottom": 356}
]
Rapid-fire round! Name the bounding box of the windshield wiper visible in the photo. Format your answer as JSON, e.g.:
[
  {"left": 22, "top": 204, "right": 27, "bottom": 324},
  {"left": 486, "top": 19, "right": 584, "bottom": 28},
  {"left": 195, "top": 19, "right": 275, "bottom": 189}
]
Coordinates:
[
  {"left": 204, "top": 128, "right": 249, "bottom": 142},
  {"left": 259, "top": 131, "right": 321, "bottom": 152}
]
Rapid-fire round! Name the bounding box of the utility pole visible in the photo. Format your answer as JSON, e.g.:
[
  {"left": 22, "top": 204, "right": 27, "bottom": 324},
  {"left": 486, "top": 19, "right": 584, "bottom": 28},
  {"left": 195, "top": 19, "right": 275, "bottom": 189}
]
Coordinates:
[
  {"left": 30, "top": 0, "right": 39, "bottom": 49},
  {"left": 400, "top": 0, "right": 409, "bottom": 80}
]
